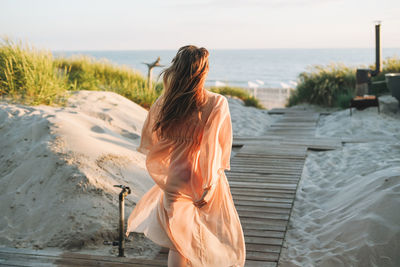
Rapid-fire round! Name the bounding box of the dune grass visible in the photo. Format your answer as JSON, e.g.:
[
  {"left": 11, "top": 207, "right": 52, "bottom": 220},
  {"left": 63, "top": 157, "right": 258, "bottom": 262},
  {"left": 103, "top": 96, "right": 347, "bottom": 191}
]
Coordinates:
[
  {"left": 0, "top": 39, "right": 162, "bottom": 108},
  {"left": 55, "top": 56, "right": 163, "bottom": 109},
  {"left": 0, "top": 39, "right": 263, "bottom": 109},
  {"left": 0, "top": 39, "right": 68, "bottom": 105},
  {"left": 209, "top": 86, "right": 264, "bottom": 108},
  {"left": 288, "top": 57, "right": 400, "bottom": 108},
  {"left": 287, "top": 64, "right": 356, "bottom": 108}
]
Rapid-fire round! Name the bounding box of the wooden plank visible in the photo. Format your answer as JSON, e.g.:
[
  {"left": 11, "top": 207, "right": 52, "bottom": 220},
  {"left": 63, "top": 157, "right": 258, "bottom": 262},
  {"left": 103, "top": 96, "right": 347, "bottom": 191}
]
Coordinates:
[
  {"left": 235, "top": 204, "right": 292, "bottom": 214},
  {"left": 244, "top": 229, "right": 285, "bottom": 239},
  {"left": 235, "top": 204, "right": 291, "bottom": 214},
  {"left": 230, "top": 165, "right": 304, "bottom": 171},
  {"left": 246, "top": 251, "right": 280, "bottom": 262},
  {"left": 237, "top": 210, "right": 289, "bottom": 220},
  {"left": 240, "top": 145, "right": 307, "bottom": 153},
  {"left": 231, "top": 157, "right": 305, "bottom": 163},
  {"left": 239, "top": 217, "right": 288, "bottom": 228},
  {"left": 241, "top": 221, "right": 286, "bottom": 231},
  {"left": 231, "top": 189, "right": 295, "bottom": 199},
  {"left": 228, "top": 171, "right": 302, "bottom": 177},
  {"left": 233, "top": 195, "right": 294, "bottom": 204},
  {"left": 229, "top": 181, "right": 297, "bottom": 190},
  {"left": 267, "top": 108, "right": 288, "bottom": 114},
  {"left": 227, "top": 173, "right": 302, "bottom": 179},
  {"left": 245, "top": 259, "right": 277, "bottom": 267},
  {"left": 235, "top": 153, "right": 306, "bottom": 160},
  {"left": 231, "top": 160, "right": 305, "bottom": 166},
  {"left": 229, "top": 169, "right": 303, "bottom": 175},
  {"left": 245, "top": 236, "right": 283, "bottom": 246},
  {"left": 228, "top": 174, "right": 301, "bottom": 181},
  {"left": 230, "top": 164, "right": 304, "bottom": 171},
  {"left": 228, "top": 178, "right": 300, "bottom": 185},
  {"left": 228, "top": 174, "right": 301, "bottom": 180},
  {"left": 0, "top": 254, "right": 55, "bottom": 267},
  {"left": 230, "top": 162, "right": 304, "bottom": 168},
  {"left": 245, "top": 243, "right": 281, "bottom": 254},
  {"left": 229, "top": 169, "right": 302, "bottom": 176},
  {"left": 0, "top": 248, "right": 167, "bottom": 267},
  {"left": 230, "top": 186, "right": 297, "bottom": 193}
]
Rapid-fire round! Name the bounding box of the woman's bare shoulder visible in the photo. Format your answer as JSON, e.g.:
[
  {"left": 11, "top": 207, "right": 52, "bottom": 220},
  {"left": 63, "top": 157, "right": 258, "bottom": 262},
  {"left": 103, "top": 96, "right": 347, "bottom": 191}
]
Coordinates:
[{"left": 204, "top": 90, "right": 228, "bottom": 108}]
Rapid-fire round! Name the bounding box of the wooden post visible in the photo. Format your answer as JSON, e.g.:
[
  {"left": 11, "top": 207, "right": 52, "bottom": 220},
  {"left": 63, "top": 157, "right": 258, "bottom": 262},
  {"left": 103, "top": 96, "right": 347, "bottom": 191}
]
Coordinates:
[{"left": 143, "top": 57, "right": 164, "bottom": 90}]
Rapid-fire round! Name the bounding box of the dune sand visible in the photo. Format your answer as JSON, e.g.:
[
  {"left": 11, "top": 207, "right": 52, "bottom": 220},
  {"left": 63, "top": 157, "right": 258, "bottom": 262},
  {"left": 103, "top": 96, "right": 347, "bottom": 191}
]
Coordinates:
[
  {"left": 280, "top": 104, "right": 400, "bottom": 267},
  {"left": 2, "top": 90, "right": 398, "bottom": 265},
  {"left": 0, "top": 91, "right": 274, "bottom": 258}
]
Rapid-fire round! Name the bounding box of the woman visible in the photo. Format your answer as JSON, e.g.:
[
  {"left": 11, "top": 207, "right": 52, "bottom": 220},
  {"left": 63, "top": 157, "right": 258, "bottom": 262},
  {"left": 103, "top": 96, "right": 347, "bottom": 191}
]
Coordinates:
[{"left": 126, "top": 45, "right": 245, "bottom": 267}]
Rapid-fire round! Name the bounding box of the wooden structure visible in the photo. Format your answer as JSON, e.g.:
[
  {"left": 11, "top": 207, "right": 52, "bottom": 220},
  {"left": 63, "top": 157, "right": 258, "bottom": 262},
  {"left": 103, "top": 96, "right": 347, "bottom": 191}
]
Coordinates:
[
  {"left": 350, "top": 96, "right": 380, "bottom": 115},
  {"left": 0, "top": 109, "right": 343, "bottom": 267},
  {"left": 229, "top": 109, "right": 341, "bottom": 267},
  {"left": 143, "top": 57, "right": 163, "bottom": 90},
  {"left": 0, "top": 247, "right": 167, "bottom": 267}
]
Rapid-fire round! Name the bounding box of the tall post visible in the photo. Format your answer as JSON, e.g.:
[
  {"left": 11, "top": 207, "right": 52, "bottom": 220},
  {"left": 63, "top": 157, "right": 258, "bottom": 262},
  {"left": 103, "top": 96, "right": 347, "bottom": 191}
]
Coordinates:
[
  {"left": 143, "top": 57, "right": 164, "bottom": 90},
  {"left": 114, "top": 185, "right": 131, "bottom": 257},
  {"left": 374, "top": 22, "right": 382, "bottom": 75},
  {"left": 371, "top": 21, "right": 382, "bottom": 77},
  {"left": 118, "top": 191, "right": 125, "bottom": 257}
]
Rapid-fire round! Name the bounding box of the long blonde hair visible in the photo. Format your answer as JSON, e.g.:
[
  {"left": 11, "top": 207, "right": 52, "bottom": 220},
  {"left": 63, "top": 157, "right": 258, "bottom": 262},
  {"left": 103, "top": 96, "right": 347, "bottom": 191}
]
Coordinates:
[{"left": 154, "top": 45, "right": 209, "bottom": 134}]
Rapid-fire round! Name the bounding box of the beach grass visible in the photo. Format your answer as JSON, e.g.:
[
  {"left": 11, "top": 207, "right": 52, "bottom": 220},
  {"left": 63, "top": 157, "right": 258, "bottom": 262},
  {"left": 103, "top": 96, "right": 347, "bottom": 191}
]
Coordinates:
[
  {"left": 0, "top": 39, "right": 263, "bottom": 109},
  {"left": 0, "top": 39, "right": 162, "bottom": 108},
  {"left": 288, "top": 57, "right": 400, "bottom": 108},
  {"left": 209, "top": 86, "right": 264, "bottom": 108},
  {"left": 55, "top": 56, "right": 162, "bottom": 109},
  {"left": 0, "top": 39, "right": 68, "bottom": 105}
]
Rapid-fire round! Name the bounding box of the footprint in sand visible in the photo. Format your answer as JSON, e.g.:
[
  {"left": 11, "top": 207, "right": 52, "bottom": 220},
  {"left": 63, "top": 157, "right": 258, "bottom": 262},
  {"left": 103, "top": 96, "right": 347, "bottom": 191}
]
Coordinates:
[{"left": 91, "top": 125, "right": 105, "bottom": 133}]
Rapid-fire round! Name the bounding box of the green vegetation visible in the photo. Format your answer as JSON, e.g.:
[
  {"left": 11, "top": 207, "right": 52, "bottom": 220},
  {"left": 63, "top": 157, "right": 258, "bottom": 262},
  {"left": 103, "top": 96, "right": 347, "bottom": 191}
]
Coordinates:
[
  {"left": 0, "top": 39, "right": 263, "bottom": 109},
  {"left": 0, "top": 39, "right": 162, "bottom": 108},
  {"left": 371, "top": 57, "right": 400, "bottom": 81},
  {"left": 55, "top": 56, "right": 162, "bottom": 109},
  {"left": 209, "top": 86, "right": 264, "bottom": 108},
  {"left": 288, "top": 57, "right": 400, "bottom": 108},
  {"left": 0, "top": 39, "right": 68, "bottom": 105},
  {"left": 287, "top": 64, "right": 356, "bottom": 108}
]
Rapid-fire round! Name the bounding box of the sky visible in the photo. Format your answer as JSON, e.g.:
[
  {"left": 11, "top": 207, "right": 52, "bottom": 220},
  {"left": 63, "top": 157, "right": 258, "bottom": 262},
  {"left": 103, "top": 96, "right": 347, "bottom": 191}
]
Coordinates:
[{"left": 0, "top": 0, "right": 399, "bottom": 50}]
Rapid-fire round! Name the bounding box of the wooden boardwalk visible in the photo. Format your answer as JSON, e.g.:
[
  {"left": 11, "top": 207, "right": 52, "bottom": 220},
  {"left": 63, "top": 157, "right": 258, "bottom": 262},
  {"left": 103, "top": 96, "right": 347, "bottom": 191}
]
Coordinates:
[
  {"left": 229, "top": 109, "right": 341, "bottom": 267},
  {"left": 0, "top": 247, "right": 167, "bottom": 267},
  {"left": 0, "top": 109, "right": 341, "bottom": 267}
]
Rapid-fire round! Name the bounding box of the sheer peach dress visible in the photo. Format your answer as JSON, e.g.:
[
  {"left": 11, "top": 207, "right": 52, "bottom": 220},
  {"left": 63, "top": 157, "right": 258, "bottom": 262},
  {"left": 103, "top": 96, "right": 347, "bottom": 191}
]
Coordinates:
[{"left": 126, "top": 91, "right": 245, "bottom": 267}]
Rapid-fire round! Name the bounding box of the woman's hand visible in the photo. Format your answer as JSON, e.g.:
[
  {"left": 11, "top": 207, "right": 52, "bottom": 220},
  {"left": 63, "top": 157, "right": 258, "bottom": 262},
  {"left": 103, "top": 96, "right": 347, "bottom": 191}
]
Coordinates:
[
  {"left": 193, "top": 187, "right": 210, "bottom": 208},
  {"left": 194, "top": 199, "right": 207, "bottom": 208}
]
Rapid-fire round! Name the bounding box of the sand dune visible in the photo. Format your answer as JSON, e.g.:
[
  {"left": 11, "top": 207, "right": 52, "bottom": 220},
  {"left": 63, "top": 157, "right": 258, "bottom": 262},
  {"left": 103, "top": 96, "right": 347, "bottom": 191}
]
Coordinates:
[
  {"left": 0, "top": 91, "right": 273, "bottom": 256},
  {"left": 0, "top": 91, "right": 152, "bottom": 251},
  {"left": 1, "top": 91, "right": 398, "bottom": 265},
  {"left": 280, "top": 106, "right": 400, "bottom": 267}
]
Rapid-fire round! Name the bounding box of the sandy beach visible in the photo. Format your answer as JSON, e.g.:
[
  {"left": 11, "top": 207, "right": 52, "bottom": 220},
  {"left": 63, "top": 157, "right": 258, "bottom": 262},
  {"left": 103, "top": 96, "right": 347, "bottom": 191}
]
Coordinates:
[
  {"left": 1, "top": 91, "right": 399, "bottom": 266},
  {"left": 280, "top": 101, "right": 400, "bottom": 267},
  {"left": 0, "top": 91, "right": 275, "bottom": 258}
]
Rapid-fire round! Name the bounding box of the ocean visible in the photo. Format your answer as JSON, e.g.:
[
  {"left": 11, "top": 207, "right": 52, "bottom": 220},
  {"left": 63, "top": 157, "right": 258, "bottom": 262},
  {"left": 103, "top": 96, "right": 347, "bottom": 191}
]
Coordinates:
[{"left": 54, "top": 48, "right": 400, "bottom": 89}]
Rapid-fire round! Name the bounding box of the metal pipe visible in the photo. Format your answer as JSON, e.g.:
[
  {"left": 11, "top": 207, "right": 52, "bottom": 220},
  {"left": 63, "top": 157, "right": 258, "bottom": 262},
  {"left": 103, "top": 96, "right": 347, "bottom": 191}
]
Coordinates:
[
  {"left": 114, "top": 185, "right": 131, "bottom": 257},
  {"left": 372, "top": 22, "right": 382, "bottom": 76}
]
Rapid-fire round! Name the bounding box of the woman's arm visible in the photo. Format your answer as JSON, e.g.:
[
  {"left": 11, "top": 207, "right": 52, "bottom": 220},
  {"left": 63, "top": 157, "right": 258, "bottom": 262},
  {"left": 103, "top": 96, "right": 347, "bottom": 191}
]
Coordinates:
[{"left": 195, "top": 95, "right": 232, "bottom": 207}]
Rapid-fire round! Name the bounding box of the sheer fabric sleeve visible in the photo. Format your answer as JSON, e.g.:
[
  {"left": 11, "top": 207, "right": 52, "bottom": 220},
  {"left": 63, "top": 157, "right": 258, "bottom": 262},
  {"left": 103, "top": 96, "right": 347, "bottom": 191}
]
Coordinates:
[
  {"left": 137, "top": 99, "right": 160, "bottom": 155},
  {"left": 199, "top": 96, "right": 232, "bottom": 191}
]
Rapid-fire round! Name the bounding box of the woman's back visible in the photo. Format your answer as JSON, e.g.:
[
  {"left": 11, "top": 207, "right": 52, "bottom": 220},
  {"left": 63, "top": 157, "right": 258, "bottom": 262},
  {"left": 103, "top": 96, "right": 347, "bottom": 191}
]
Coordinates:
[
  {"left": 145, "top": 90, "right": 229, "bottom": 199},
  {"left": 127, "top": 45, "right": 245, "bottom": 267}
]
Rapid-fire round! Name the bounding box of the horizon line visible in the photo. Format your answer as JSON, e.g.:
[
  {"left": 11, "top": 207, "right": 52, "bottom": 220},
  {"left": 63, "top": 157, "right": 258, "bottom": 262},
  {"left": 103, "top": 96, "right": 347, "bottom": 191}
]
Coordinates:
[{"left": 52, "top": 47, "right": 400, "bottom": 52}]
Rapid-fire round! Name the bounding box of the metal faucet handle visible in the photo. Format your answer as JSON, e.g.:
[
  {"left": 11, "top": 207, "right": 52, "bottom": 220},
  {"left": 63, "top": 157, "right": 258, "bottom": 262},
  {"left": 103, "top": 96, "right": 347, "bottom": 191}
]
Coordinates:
[{"left": 114, "top": 184, "right": 131, "bottom": 194}]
